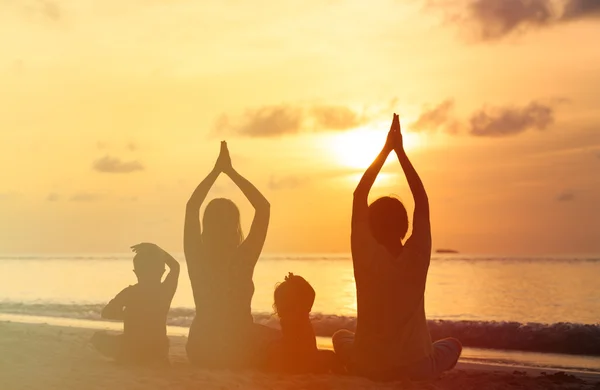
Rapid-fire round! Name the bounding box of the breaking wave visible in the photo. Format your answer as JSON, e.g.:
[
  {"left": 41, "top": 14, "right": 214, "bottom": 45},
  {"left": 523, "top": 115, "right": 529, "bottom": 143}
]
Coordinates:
[{"left": 1, "top": 302, "right": 599, "bottom": 356}]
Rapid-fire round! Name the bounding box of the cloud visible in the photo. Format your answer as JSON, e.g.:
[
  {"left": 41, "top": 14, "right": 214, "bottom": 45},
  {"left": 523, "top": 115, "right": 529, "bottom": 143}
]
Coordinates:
[
  {"left": 469, "top": 102, "right": 554, "bottom": 137},
  {"left": 268, "top": 175, "right": 309, "bottom": 190},
  {"left": 409, "top": 99, "right": 555, "bottom": 137},
  {"left": 39, "top": 0, "right": 61, "bottom": 21},
  {"left": 562, "top": 0, "right": 600, "bottom": 20},
  {"left": 466, "top": 0, "right": 553, "bottom": 40},
  {"left": 0, "top": 191, "right": 20, "bottom": 201},
  {"left": 46, "top": 193, "right": 60, "bottom": 202},
  {"left": 311, "top": 106, "right": 365, "bottom": 130},
  {"left": 556, "top": 191, "right": 576, "bottom": 202},
  {"left": 11, "top": 60, "right": 25, "bottom": 75},
  {"left": 215, "top": 105, "right": 303, "bottom": 138},
  {"left": 411, "top": 100, "right": 461, "bottom": 133},
  {"left": 69, "top": 192, "right": 101, "bottom": 202},
  {"left": 439, "top": 0, "right": 600, "bottom": 41},
  {"left": 92, "top": 155, "right": 145, "bottom": 173},
  {"left": 10, "top": 0, "right": 62, "bottom": 22},
  {"left": 215, "top": 104, "right": 367, "bottom": 137}
]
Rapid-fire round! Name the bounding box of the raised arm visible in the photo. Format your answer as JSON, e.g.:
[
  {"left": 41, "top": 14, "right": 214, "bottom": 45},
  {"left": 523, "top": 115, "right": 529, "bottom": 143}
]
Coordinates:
[
  {"left": 220, "top": 142, "right": 270, "bottom": 265},
  {"left": 392, "top": 114, "right": 431, "bottom": 248},
  {"left": 131, "top": 243, "right": 180, "bottom": 299},
  {"left": 101, "top": 287, "right": 130, "bottom": 321},
  {"left": 184, "top": 143, "right": 227, "bottom": 268},
  {"left": 352, "top": 115, "right": 396, "bottom": 231}
]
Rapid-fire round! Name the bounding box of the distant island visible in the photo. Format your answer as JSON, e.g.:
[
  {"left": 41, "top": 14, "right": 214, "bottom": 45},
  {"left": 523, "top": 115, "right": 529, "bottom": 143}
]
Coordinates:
[{"left": 435, "top": 249, "right": 459, "bottom": 254}]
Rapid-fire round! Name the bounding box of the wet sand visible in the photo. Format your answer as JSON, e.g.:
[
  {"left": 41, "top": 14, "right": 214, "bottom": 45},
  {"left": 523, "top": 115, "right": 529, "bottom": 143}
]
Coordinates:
[{"left": 1, "top": 321, "right": 599, "bottom": 390}]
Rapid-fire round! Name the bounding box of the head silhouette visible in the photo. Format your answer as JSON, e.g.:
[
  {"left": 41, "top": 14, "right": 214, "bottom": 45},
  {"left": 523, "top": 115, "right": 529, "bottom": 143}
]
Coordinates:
[
  {"left": 273, "top": 273, "right": 315, "bottom": 319},
  {"left": 133, "top": 253, "right": 165, "bottom": 284},
  {"left": 202, "top": 198, "right": 244, "bottom": 252},
  {"left": 368, "top": 196, "right": 409, "bottom": 246}
]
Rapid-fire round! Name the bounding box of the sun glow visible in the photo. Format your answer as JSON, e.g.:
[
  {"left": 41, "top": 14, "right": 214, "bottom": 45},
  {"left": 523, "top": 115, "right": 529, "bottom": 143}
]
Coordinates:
[{"left": 328, "top": 125, "right": 423, "bottom": 169}]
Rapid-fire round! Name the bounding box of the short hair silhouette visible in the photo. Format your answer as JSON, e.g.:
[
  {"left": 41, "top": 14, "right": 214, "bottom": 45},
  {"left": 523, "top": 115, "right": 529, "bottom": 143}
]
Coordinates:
[
  {"left": 368, "top": 196, "right": 409, "bottom": 245},
  {"left": 202, "top": 198, "right": 244, "bottom": 250},
  {"left": 273, "top": 273, "right": 315, "bottom": 318},
  {"left": 133, "top": 253, "right": 165, "bottom": 279}
]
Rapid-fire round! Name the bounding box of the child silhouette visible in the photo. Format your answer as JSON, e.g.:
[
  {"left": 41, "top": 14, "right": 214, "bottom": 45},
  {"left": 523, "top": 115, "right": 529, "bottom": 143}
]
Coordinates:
[
  {"left": 268, "top": 273, "right": 345, "bottom": 374},
  {"left": 91, "top": 243, "right": 179, "bottom": 365}
]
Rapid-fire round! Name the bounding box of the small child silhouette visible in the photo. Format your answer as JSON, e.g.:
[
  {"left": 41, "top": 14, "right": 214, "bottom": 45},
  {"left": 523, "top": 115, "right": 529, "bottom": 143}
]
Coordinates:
[
  {"left": 91, "top": 243, "right": 179, "bottom": 365},
  {"left": 268, "top": 273, "right": 345, "bottom": 374}
]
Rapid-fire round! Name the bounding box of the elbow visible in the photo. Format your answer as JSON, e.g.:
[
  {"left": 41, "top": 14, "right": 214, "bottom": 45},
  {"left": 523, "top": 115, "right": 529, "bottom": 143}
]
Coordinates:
[
  {"left": 101, "top": 305, "right": 122, "bottom": 320},
  {"left": 100, "top": 308, "right": 111, "bottom": 320},
  {"left": 353, "top": 188, "right": 367, "bottom": 200},
  {"left": 257, "top": 199, "right": 270, "bottom": 211},
  {"left": 186, "top": 200, "right": 198, "bottom": 211}
]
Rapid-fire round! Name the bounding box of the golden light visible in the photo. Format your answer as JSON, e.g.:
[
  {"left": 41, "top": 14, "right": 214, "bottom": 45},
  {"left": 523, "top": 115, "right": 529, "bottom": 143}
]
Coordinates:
[{"left": 327, "top": 124, "right": 422, "bottom": 170}]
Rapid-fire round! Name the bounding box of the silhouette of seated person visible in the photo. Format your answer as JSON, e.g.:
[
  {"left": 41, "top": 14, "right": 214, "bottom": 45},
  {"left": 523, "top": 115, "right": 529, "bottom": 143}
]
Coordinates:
[
  {"left": 184, "top": 141, "right": 279, "bottom": 369},
  {"left": 91, "top": 243, "right": 179, "bottom": 365},
  {"left": 267, "top": 273, "right": 345, "bottom": 374},
  {"left": 332, "top": 114, "right": 462, "bottom": 381}
]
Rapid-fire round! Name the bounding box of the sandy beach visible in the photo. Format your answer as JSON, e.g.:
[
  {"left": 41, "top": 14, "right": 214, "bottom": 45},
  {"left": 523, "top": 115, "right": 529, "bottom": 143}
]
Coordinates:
[{"left": 1, "top": 321, "right": 599, "bottom": 390}]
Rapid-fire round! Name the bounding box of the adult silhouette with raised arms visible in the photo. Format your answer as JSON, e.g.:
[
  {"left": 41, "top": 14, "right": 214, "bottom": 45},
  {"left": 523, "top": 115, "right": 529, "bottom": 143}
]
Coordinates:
[
  {"left": 184, "top": 141, "right": 278, "bottom": 369},
  {"left": 332, "top": 114, "right": 462, "bottom": 381}
]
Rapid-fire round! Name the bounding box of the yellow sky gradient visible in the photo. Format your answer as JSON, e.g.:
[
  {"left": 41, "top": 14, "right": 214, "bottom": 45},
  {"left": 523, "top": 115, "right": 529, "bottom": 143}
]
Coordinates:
[{"left": 1, "top": 0, "right": 599, "bottom": 254}]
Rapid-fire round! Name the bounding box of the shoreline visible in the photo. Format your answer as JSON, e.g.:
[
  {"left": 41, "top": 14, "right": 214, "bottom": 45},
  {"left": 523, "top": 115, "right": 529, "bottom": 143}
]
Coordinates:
[
  {"left": 3, "top": 312, "right": 600, "bottom": 376},
  {"left": 2, "top": 318, "right": 600, "bottom": 390}
]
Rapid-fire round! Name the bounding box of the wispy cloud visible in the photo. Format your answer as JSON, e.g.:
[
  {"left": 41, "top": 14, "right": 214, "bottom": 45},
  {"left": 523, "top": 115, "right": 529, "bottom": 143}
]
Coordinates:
[
  {"left": 268, "top": 175, "right": 309, "bottom": 191},
  {"left": 409, "top": 99, "right": 556, "bottom": 137},
  {"left": 92, "top": 155, "right": 144, "bottom": 173},
  {"left": 556, "top": 190, "right": 576, "bottom": 202},
  {"left": 46, "top": 193, "right": 60, "bottom": 202},
  {"left": 411, "top": 100, "right": 461, "bottom": 133},
  {"left": 469, "top": 102, "right": 554, "bottom": 137},
  {"left": 215, "top": 105, "right": 303, "bottom": 138},
  {"left": 560, "top": 0, "right": 600, "bottom": 20},
  {"left": 311, "top": 106, "right": 366, "bottom": 131},
  {"left": 39, "top": 0, "right": 61, "bottom": 21},
  {"left": 7, "top": 0, "right": 62, "bottom": 22},
  {"left": 215, "top": 104, "right": 367, "bottom": 137},
  {"left": 0, "top": 191, "right": 20, "bottom": 201},
  {"left": 434, "top": 0, "right": 600, "bottom": 41},
  {"left": 69, "top": 192, "right": 101, "bottom": 202}
]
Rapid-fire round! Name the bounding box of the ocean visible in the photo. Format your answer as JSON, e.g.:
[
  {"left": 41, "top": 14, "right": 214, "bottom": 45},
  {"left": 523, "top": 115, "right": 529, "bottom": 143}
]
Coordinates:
[{"left": 1, "top": 253, "right": 600, "bottom": 371}]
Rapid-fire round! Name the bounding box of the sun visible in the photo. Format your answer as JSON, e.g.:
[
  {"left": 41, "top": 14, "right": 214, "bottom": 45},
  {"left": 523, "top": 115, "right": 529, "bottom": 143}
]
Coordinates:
[{"left": 327, "top": 124, "right": 422, "bottom": 170}]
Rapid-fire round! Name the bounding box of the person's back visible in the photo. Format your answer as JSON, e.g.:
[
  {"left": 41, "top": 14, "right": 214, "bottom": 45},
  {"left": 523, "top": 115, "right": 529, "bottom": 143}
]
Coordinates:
[
  {"left": 92, "top": 243, "right": 179, "bottom": 365},
  {"left": 118, "top": 282, "right": 173, "bottom": 361},
  {"left": 191, "top": 249, "right": 255, "bottom": 331},
  {"left": 351, "top": 229, "right": 433, "bottom": 374}
]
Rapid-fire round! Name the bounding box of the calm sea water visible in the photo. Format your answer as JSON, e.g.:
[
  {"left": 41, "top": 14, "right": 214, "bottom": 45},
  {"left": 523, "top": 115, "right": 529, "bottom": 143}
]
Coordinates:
[{"left": 1, "top": 253, "right": 599, "bottom": 324}]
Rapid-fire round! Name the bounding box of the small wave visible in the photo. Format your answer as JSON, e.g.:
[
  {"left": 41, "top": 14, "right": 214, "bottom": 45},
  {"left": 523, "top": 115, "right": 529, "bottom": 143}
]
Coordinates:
[{"left": 1, "top": 302, "right": 599, "bottom": 356}]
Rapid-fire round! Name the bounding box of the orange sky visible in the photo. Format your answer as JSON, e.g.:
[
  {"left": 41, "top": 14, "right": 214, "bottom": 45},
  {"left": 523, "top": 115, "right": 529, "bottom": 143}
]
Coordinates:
[{"left": 1, "top": 0, "right": 599, "bottom": 254}]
